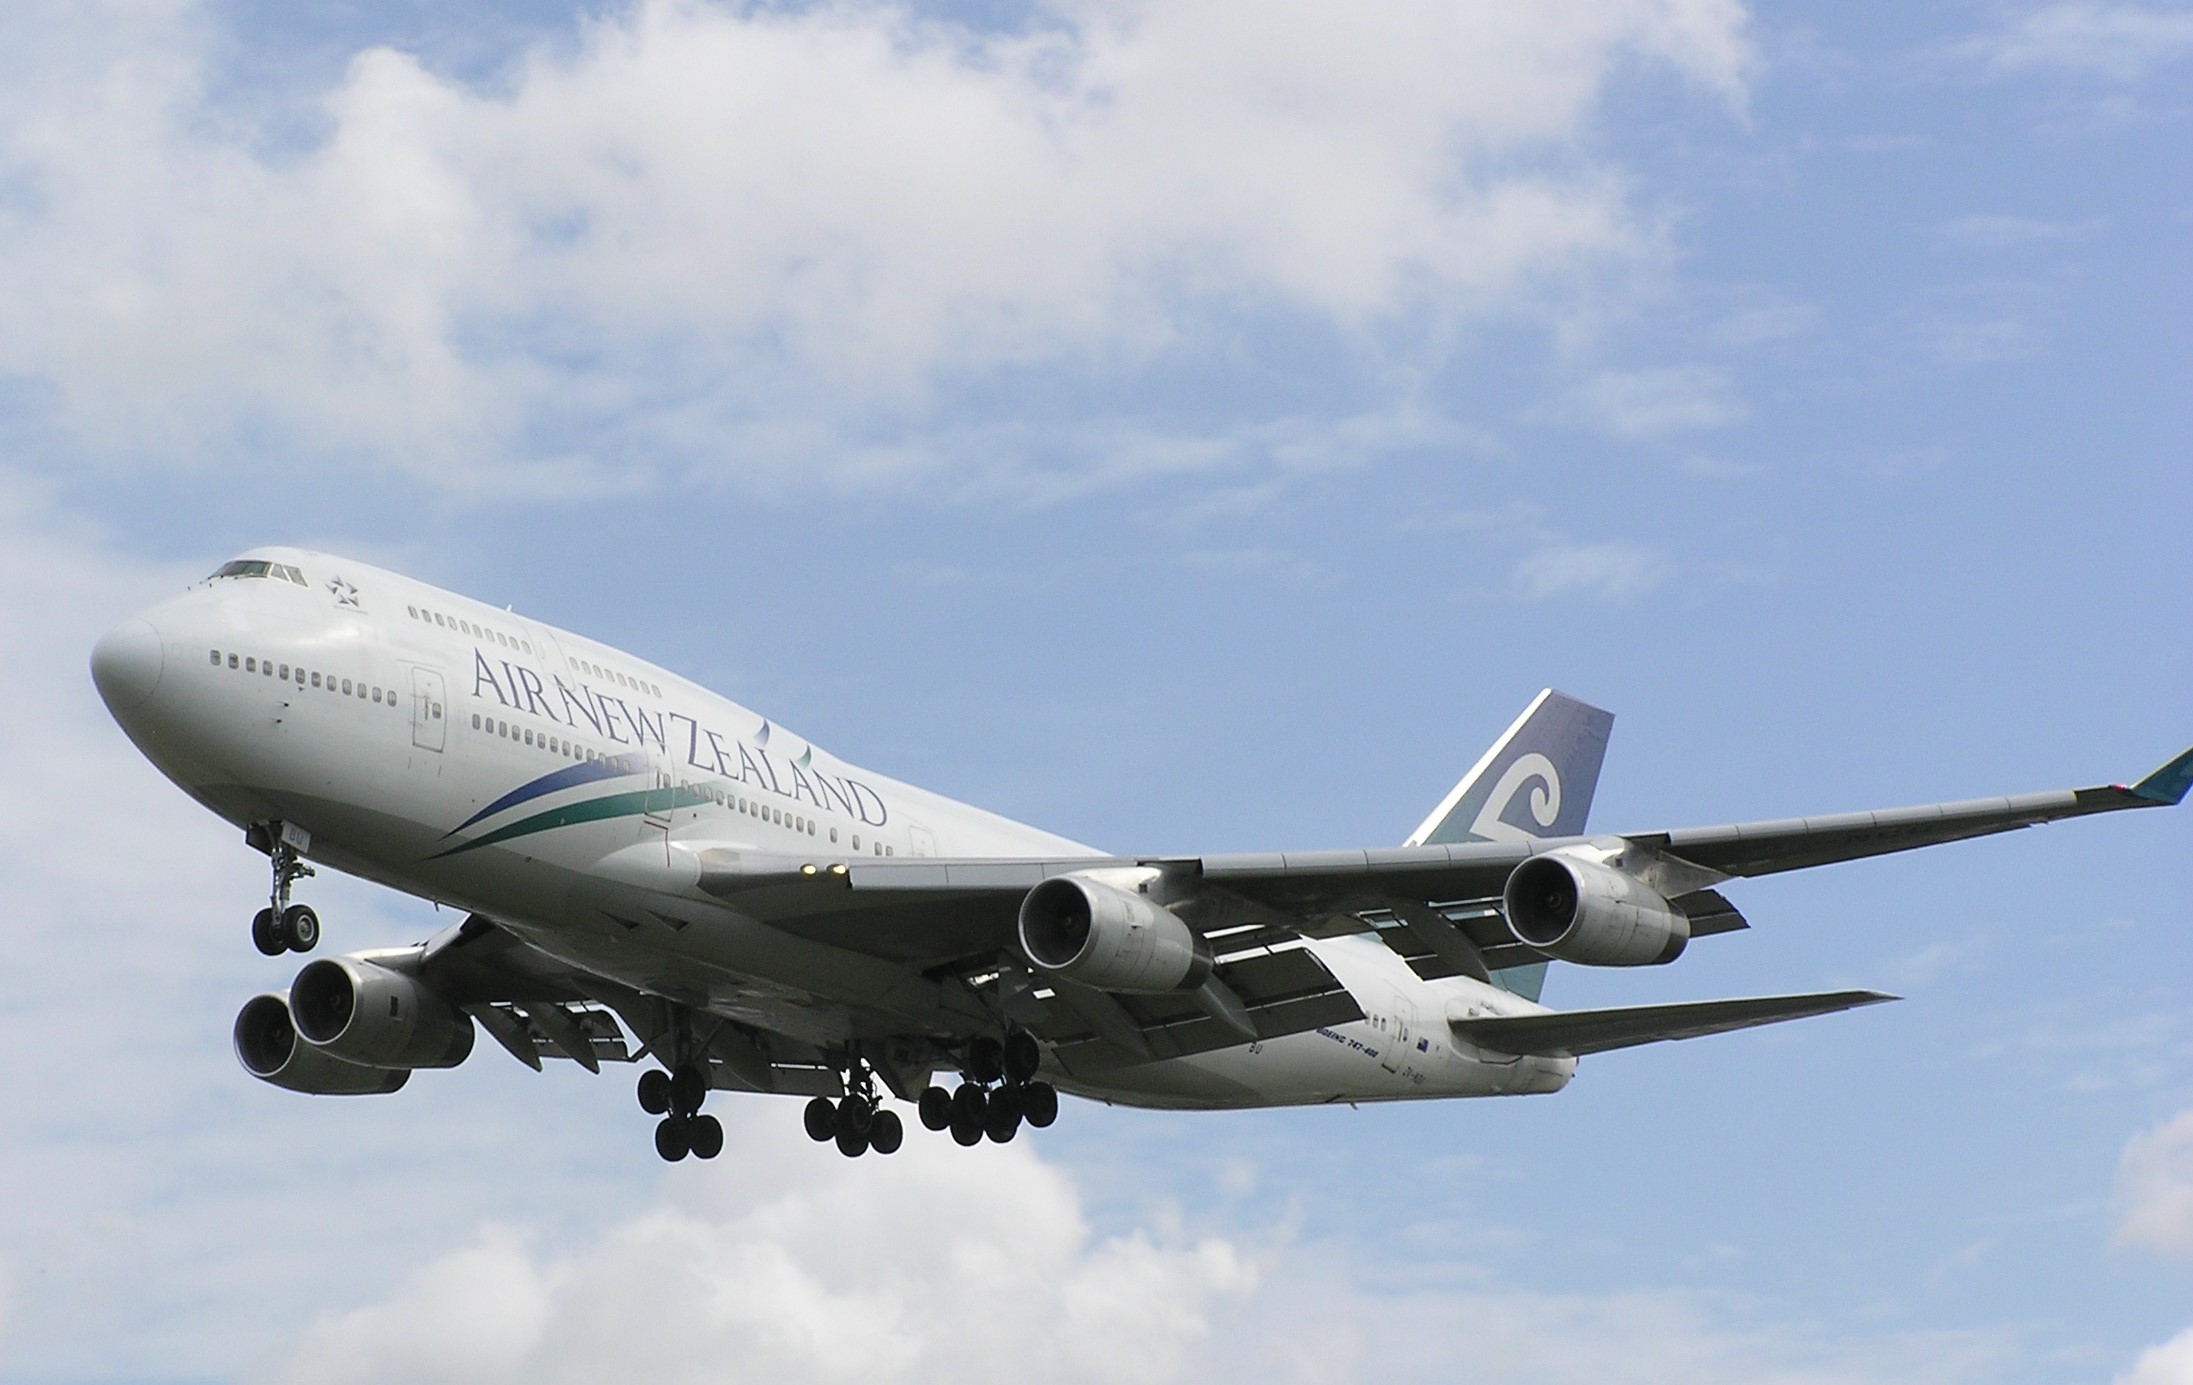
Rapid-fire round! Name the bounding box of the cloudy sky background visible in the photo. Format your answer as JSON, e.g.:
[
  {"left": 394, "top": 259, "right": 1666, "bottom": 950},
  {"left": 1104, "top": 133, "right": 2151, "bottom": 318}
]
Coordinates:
[{"left": 0, "top": 0, "right": 2188, "bottom": 1380}]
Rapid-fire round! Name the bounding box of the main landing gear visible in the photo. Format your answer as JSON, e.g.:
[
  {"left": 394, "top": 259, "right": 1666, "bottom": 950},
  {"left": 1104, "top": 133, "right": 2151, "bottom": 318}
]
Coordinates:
[
  {"left": 638, "top": 1063, "right": 724, "bottom": 1162},
  {"left": 247, "top": 822, "right": 319, "bottom": 956},
  {"left": 803, "top": 1060, "right": 904, "bottom": 1159},
  {"left": 915, "top": 1031, "right": 1058, "bottom": 1148}
]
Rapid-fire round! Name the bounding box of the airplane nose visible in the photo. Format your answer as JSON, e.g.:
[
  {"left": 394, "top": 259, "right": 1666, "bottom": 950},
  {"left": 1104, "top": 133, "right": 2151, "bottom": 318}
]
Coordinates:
[{"left": 91, "top": 617, "right": 165, "bottom": 713}]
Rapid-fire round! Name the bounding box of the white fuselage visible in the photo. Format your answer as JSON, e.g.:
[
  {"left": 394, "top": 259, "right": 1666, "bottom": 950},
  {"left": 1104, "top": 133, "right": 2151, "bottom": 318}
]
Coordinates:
[{"left": 98, "top": 547, "right": 1574, "bottom": 1110}]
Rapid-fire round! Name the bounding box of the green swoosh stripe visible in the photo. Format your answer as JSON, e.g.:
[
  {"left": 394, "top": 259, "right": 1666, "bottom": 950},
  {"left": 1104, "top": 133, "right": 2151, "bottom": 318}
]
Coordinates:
[{"left": 432, "top": 785, "right": 714, "bottom": 858}]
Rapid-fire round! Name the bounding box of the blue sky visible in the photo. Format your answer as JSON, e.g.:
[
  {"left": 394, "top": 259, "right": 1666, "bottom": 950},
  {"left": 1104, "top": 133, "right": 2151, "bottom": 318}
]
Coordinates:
[{"left": 0, "top": 1, "right": 2187, "bottom": 1381}]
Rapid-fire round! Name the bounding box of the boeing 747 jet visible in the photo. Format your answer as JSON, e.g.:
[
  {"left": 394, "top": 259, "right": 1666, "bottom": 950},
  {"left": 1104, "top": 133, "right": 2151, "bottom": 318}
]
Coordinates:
[{"left": 90, "top": 549, "right": 2192, "bottom": 1160}]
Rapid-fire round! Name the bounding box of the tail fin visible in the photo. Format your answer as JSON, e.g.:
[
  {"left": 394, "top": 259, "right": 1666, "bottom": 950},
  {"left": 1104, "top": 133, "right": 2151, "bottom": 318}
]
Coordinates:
[
  {"left": 1408, "top": 689, "right": 1614, "bottom": 847},
  {"left": 1407, "top": 690, "right": 1614, "bottom": 1004}
]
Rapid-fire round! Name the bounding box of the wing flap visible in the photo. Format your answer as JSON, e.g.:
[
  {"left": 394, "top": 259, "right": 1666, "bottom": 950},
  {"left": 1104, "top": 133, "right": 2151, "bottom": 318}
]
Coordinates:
[
  {"left": 1453, "top": 990, "right": 1896, "bottom": 1058},
  {"left": 1034, "top": 947, "right": 1365, "bottom": 1073}
]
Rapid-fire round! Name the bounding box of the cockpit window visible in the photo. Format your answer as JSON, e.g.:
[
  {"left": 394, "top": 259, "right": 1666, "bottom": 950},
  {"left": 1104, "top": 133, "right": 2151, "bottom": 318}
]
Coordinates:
[{"left": 210, "top": 560, "right": 308, "bottom": 586}]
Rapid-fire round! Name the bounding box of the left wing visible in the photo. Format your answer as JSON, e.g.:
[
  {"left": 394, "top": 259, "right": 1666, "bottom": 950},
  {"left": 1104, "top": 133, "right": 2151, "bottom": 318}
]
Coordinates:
[{"left": 700, "top": 744, "right": 2193, "bottom": 969}]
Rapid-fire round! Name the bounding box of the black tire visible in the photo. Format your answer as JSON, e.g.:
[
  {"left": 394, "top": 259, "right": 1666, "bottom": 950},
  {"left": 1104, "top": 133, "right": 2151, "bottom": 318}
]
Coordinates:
[
  {"left": 917, "top": 1085, "right": 953, "bottom": 1131},
  {"left": 669, "top": 1065, "right": 708, "bottom": 1116},
  {"left": 1004, "top": 1031, "right": 1041, "bottom": 1083},
  {"left": 803, "top": 1096, "right": 838, "bottom": 1142},
  {"left": 834, "top": 1095, "right": 874, "bottom": 1139},
  {"left": 251, "top": 908, "right": 284, "bottom": 956},
  {"left": 279, "top": 904, "right": 320, "bottom": 953},
  {"left": 984, "top": 1103, "right": 1021, "bottom": 1144},
  {"left": 950, "top": 1113, "right": 984, "bottom": 1146},
  {"left": 688, "top": 1114, "right": 724, "bottom": 1160},
  {"left": 951, "top": 1083, "right": 988, "bottom": 1128},
  {"left": 637, "top": 1069, "right": 672, "bottom": 1116},
  {"left": 868, "top": 1109, "right": 904, "bottom": 1155},
  {"left": 1022, "top": 1080, "right": 1060, "bottom": 1129},
  {"left": 835, "top": 1124, "right": 869, "bottom": 1158},
  {"left": 654, "top": 1116, "right": 691, "bottom": 1162},
  {"left": 967, "top": 1035, "right": 1005, "bottom": 1085},
  {"left": 987, "top": 1084, "right": 1023, "bottom": 1126}
]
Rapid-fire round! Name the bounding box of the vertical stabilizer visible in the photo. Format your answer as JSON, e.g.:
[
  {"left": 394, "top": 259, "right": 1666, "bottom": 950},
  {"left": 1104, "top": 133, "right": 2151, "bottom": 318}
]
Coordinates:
[
  {"left": 1407, "top": 690, "right": 1615, "bottom": 1002},
  {"left": 1408, "top": 690, "right": 1614, "bottom": 847}
]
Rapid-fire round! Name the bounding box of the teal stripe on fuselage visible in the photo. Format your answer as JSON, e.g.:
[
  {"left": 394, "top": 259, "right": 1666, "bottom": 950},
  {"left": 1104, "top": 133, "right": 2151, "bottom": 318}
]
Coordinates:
[
  {"left": 444, "top": 751, "right": 652, "bottom": 836},
  {"left": 432, "top": 784, "right": 714, "bottom": 858}
]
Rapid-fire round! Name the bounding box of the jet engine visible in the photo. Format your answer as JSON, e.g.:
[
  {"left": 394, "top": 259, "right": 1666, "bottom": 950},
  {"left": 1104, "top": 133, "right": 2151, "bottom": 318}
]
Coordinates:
[
  {"left": 289, "top": 956, "right": 476, "bottom": 1070},
  {"left": 1502, "top": 851, "right": 1690, "bottom": 967},
  {"left": 1018, "top": 874, "right": 1213, "bottom": 993},
  {"left": 233, "top": 992, "right": 411, "bottom": 1095}
]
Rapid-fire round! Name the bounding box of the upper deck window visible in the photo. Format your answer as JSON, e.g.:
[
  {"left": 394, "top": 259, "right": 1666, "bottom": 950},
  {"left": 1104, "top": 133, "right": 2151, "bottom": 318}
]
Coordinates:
[{"left": 209, "top": 560, "right": 307, "bottom": 586}]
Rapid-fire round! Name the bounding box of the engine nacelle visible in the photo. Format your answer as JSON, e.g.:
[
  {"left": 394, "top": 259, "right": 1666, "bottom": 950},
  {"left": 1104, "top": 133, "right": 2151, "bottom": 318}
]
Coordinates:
[
  {"left": 1018, "top": 874, "right": 1213, "bottom": 993},
  {"left": 289, "top": 957, "right": 476, "bottom": 1070},
  {"left": 233, "top": 992, "right": 411, "bottom": 1096},
  {"left": 1502, "top": 852, "right": 1690, "bottom": 967}
]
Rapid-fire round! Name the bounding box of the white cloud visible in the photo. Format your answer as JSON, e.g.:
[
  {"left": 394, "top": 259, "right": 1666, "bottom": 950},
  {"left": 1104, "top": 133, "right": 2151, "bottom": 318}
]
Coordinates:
[
  {"left": 2115, "top": 1108, "right": 2193, "bottom": 1258},
  {"left": 257, "top": 1124, "right": 2023, "bottom": 1385},
  {"left": 1974, "top": 3, "right": 2193, "bottom": 82},
  {"left": 1551, "top": 365, "right": 1747, "bottom": 439},
  {"left": 268, "top": 1125, "right": 1255, "bottom": 1385},
  {"left": 0, "top": 0, "right": 1752, "bottom": 493},
  {"left": 1939, "top": 214, "right": 2104, "bottom": 249},
  {"left": 2119, "top": 1326, "right": 2193, "bottom": 1385},
  {"left": 1513, "top": 539, "right": 1669, "bottom": 601}
]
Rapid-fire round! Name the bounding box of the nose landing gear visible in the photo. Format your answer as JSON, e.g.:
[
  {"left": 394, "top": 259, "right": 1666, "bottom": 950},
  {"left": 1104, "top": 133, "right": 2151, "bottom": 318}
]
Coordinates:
[{"left": 247, "top": 822, "right": 319, "bottom": 956}]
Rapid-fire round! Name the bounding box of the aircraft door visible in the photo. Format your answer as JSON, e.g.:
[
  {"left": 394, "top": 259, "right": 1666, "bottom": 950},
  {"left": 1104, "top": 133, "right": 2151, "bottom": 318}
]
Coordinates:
[
  {"left": 410, "top": 667, "right": 447, "bottom": 752},
  {"left": 908, "top": 823, "right": 937, "bottom": 857}
]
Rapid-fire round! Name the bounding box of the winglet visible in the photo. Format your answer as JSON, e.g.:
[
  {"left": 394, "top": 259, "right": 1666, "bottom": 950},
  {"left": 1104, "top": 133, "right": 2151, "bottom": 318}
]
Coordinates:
[{"left": 2130, "top": 746, "right": 2193, "bottom": 806}]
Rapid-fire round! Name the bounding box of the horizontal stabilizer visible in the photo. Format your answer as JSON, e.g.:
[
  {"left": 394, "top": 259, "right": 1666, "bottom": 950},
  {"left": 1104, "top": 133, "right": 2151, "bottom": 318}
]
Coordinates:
[{"left": 1452, "top": 989, "right": 1896, "bottom": 1058}]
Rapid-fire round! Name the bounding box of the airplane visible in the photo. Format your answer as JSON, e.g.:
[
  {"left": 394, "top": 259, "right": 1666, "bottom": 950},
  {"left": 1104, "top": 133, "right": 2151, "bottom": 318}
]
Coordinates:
[{"left": 89, "top": 547, "right": 2193, "bottom": 1162}]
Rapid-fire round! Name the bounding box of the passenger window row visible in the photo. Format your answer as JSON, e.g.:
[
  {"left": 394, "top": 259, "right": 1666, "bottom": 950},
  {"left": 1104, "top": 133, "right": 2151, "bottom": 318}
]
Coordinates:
[
  {"left": 567, "top": 655, "right": 660, "bottom": 699},
  {"left": 209, "top": 649, "right": 396, "bottom": 707},
  {"left": 469, "top": 711, "right": 589, "bottom": 763},
  {"left": 408, "top": 605, "right": 532, "bottom": 656}
]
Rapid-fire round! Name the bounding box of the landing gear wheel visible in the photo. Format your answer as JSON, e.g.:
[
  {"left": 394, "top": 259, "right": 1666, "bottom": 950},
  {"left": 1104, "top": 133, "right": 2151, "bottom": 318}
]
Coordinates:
[
  {"left": 1004, "top": 1031, "right": 1042, "bottom": 1083},
  {"left": 835, "top": 1124, "right": 869, "bottom": 1158},
  {"left": 967, "top": 1036, "right": 1005, "bottom": 1085},
  {"left": 950, "top": 1112, "right": 984, "bottom": 1146},
  {"left": 803, "top": 1097, "right": 838, "bottom": 1143},
  {"left": 688, "top": 1114, "right": 724, "bottom": 1160},
  {"left": 951, "top": 1083, "right": 988, "bottom": 1129},
  {"left": 1022, "top": 1080, "right": 1060, "bottom": 1129},
  {"left": 669, "top": 1065, "right": 708, "bottom": 1116},
  {"left": 868, "top": 1109, "right": 904, "bottom": 1155},
  {"left": 917, "top": 1085, "right": 953, "bottom": 1131},
  {"left": 278, "top": 904, "right": 320, "bottom": 953},
  {"left": 834, "top": 1095, "right": 874, "bottom": 1139},
  {"left": 654, "top": 1116, "right": 692, "bottom": 1162},
  {"left": 251, "top": 908, "right": 284, "bottom": 957},
  {"left": 984, "top": 1085, "right": 1023, "bottom": 1144},
  {"left": 637, "top": 1069, "right": 672, "bottom": 1116}
]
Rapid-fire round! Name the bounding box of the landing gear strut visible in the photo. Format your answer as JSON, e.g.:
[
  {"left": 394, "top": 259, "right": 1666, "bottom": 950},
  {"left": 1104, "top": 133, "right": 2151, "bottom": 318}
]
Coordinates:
[
  {"left": 248, "top": 822, "right": 319, "bottom": 956},
  {"left": 640, "top": 1010, "right": 725, "bottom": 1162},
  {"left": 641, "top": 1061, "right": 724, "bottom": 1162},
  {"left": 915, "top": 1030, "right": 1058, "bottom": 1148},
  {"left": 801, "top": 1058, "right": 903, "bottom": 1159}
]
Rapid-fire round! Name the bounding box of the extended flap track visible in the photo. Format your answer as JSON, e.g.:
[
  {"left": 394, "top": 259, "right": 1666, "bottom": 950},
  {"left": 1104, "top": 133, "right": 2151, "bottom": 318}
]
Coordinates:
[{"left": 1358, "top": 889, "right": 1749, "bottom": 983}]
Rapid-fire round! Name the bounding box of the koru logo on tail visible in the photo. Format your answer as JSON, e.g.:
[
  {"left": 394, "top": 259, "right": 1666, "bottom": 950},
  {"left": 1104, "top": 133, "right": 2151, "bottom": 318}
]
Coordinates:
[{"left": 1469, "top": 753, "right": 1562, "bottom": 842}]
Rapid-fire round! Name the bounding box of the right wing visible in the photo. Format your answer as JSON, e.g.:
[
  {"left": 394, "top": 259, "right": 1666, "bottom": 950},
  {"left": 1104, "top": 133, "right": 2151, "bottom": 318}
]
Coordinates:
[{"left": 1453, "top": 990, "right": 1897, "bottom": 1057}]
